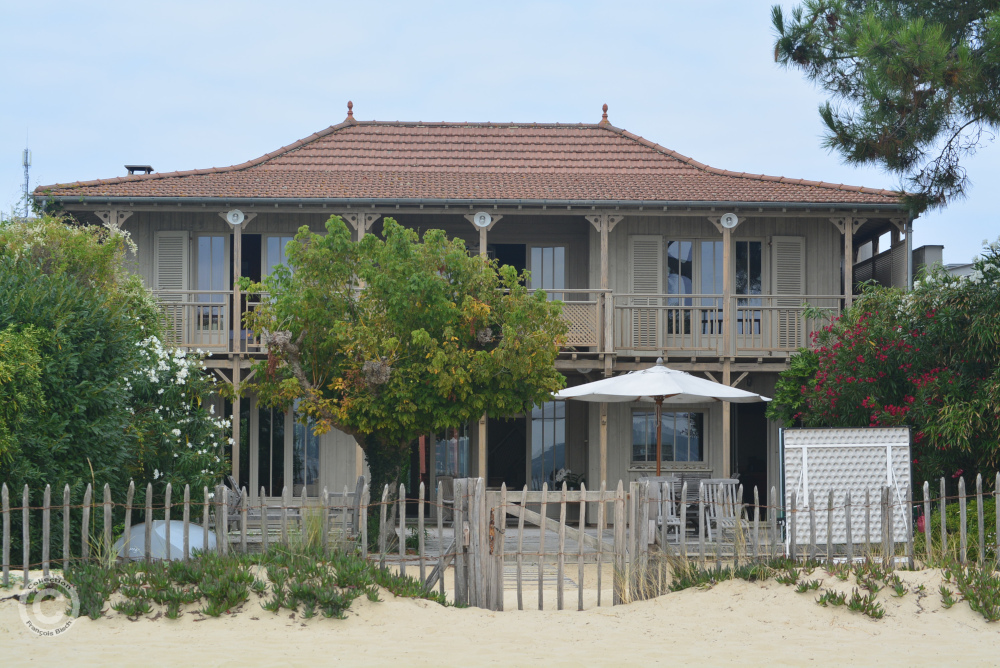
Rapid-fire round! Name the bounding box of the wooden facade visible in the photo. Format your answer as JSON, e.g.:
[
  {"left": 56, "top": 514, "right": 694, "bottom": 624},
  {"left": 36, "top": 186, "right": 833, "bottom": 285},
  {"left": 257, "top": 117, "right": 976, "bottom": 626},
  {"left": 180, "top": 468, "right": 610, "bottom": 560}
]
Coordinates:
[{"left": 36, "top": 114, "right": 912, "bottom": 510}]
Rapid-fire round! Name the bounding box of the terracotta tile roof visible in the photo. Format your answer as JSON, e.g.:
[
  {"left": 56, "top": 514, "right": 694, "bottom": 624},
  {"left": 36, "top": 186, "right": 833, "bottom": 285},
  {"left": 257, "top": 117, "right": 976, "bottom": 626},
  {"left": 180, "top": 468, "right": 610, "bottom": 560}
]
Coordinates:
[{"left": 35, "top": 118, "right": 902, "bottom": 206}]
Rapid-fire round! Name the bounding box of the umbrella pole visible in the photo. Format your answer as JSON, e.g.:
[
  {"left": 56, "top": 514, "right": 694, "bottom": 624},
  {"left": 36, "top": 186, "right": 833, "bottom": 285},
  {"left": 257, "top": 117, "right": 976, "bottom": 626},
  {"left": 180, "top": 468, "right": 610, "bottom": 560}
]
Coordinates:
[{"left": 655, "top": 397, "right": 663, "bottom": 476}]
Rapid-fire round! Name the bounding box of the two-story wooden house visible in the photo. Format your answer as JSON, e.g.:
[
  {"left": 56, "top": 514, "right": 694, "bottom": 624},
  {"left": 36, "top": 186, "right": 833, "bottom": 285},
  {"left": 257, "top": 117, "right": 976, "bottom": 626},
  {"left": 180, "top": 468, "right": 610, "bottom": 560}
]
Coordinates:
[{"left": 34, "top": 103, "right": 914, "bottom": 507}]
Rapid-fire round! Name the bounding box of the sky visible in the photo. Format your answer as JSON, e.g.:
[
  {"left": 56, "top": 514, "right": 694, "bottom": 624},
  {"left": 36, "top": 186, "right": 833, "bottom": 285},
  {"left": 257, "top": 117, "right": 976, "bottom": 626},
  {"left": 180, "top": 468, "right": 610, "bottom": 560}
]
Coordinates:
[{"left": 3, "top": 0, "right": 997, "bottom": 264}]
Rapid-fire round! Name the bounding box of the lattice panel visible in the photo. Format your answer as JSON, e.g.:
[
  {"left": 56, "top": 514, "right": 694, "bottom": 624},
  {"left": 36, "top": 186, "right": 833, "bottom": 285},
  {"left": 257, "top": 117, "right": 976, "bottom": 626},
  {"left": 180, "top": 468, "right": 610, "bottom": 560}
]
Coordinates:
[
  {"left": 783, "top": 428, "right": 910, "bottom": 546},
  {"left": 561, "top": 302, "right": 598, "bottom": 347}
]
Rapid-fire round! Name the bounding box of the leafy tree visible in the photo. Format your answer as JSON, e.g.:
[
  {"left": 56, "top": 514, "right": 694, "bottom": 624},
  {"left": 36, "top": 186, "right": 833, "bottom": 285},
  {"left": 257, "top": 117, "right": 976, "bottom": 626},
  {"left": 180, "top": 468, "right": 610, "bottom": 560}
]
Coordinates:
[
  {"left": 768, "top": 238, "right": 1000, "bottom": 483},
  {"left": 244, "top": 217, "right": 568, "bottom": 507},
  {"left": 772, "top": 1, "right": 1000, "bottom": 211},
  {"left": 0, "top": 216, "right": 229, "bottom": 561}
]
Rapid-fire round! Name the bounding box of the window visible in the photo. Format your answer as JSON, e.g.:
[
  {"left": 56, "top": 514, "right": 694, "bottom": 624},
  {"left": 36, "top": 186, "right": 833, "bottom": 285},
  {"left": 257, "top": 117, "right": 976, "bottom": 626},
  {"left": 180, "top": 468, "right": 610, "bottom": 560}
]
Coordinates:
[
  {"left": 257, "top": 404, "right": 285, "bottom": 497},
  {"left": 264, "top": 236, "right": 294, "bottom": 276},
  {"left": 665, "top": 240, "right": 693, "bottom": 334},
  {"left": 531, "top": 401, "right": 566, "bottom": 489},
  {"left": 529, "top": 246, "right": 565, "bottom": 300},
  {"left": 435, "top": 425, "right": 470, "bottom": 478},
  {"left": 631, "top": 411, "right": 704, "bottom": 463},
  {"left": 735, "top": 241, "right": 763, "bottom": 335},
  {"left": 292, "top": 401, "right": 320, "bottom": 497},
  {"left": 195, "top": 236, "right": 227, "bottom": 333},
  {"left": 699, "top": 241, "right": 724, "bottom": 334}
]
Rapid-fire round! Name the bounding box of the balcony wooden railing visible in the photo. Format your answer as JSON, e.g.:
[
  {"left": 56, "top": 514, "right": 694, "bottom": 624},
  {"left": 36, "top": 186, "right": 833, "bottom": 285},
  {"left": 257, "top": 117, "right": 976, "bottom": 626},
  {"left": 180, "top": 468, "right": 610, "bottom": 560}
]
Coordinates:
[
  {"left": 153, "top": 289, "right": 839, "bottom": 359},
  {"left": 613, "top": 294, "right": 841, "bottom": 357}
]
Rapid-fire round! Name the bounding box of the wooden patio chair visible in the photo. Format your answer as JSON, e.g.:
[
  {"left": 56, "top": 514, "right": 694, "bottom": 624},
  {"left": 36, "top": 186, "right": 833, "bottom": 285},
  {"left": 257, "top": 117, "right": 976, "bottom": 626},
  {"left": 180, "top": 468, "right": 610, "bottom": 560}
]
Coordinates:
[
  {"left": 638, "top": 476, "right": 682, "bottom": 545},
  {"left": 700, "top": 478, "right": 746, "bottom": 544}
]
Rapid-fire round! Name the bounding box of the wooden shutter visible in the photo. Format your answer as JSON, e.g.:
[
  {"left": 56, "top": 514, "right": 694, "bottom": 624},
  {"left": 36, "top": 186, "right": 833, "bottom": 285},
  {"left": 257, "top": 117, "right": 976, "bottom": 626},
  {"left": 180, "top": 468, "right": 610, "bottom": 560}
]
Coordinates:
[
  {"left": 629, "top": 236, "right": 662, "bottom": 349},
  {"left": 770, "top": 236, "right": 805, "bottom": 349},
  {"left": 890, "top": 239, "right": 908, "bottom": 288},
  {"left": 154, "top": 231, "right": 189, "bottom": 345}
]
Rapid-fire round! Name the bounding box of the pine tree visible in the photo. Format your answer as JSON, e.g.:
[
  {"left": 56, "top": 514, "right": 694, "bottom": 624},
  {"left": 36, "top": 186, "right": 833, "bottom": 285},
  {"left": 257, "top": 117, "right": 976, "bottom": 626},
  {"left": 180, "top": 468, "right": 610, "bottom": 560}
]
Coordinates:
[{"left": 773, "top": 1, "right": 1000, "bottom": 211}]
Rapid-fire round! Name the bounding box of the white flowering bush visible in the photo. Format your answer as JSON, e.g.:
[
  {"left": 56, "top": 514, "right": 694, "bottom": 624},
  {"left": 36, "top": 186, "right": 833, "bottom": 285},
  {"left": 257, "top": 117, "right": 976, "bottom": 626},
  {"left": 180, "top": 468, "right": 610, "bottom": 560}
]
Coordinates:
[{"left": 125, "top": 334, "right": 230, "bottom": 490}]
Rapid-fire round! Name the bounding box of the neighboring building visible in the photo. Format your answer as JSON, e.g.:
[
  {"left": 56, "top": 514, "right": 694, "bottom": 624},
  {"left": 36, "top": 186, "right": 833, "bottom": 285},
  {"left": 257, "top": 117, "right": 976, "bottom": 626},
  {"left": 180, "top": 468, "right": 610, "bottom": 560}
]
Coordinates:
[{"left": 34, "top": 104, "right": 915, "bottom": 508}]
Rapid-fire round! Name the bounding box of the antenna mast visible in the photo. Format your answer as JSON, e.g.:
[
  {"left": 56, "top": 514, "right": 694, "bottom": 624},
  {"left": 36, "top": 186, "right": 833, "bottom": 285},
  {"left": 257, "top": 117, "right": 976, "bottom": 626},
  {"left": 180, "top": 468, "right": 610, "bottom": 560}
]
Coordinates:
[{"left": 22, "top": 145, "right": 31, "bottom": 218}]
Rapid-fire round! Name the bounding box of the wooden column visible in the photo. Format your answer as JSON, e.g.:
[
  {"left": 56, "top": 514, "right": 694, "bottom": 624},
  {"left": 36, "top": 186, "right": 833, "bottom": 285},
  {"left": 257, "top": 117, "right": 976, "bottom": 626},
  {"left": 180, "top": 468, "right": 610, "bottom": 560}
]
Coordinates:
[
  {"left": 722, "top": 363, "right": 731, "bottom": 478},
  {"left": 232, "top": 362, "right": 240, "bottom": 483},
  {"left": 830, "top": 217, "right": 866, "bottom": 308},
  {"left": 341, "top": 212, "right": 381, "bottom": 242},
  {"left": 585, "top": 214, "right": 623, "bottom": 376},
  {"left": 478, "top": 414, "right": 487, "bottom": 480},
  {"left": 599, "top": 403, "right": 608, "bottom": 488}
]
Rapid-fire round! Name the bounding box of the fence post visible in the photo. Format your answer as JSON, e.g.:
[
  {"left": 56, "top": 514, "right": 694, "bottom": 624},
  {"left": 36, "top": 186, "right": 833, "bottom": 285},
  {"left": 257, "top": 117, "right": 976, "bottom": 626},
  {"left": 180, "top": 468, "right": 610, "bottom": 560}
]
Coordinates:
[
  {"left": 2, "top": 483, "right": 9, "bottom": 587},
  {"left": 769, "top": 486, "right": 778, "bottom": 560},
  {"left": 259, "top": 487, "right": 268, "bottom": 554},
  {"left": 905, "top": 484, "right": 914, "bottom": 570},
  {"left": 939, "top": 477, "right": 947, "bottom": 557},
  {"left": 557, "top": 482, "right": 567, "bottom": 611},
  {"left": 864, "top": 488, "right": 870, "bottom": 557},
  {"left": 976, "top": 474, "right": 984, "bottom": 566},
  {"left": 453, "top": 479, "right": 466, "bottom": 607},
  {"left": 165, "top": 483, "right": 173, "bottom": 562},
  {"left": 280, "top": 486, "right": 289, "bottom": 546},
  {"left": 202, "top": 487, "right": 210, "bottom": 556},
  {"left": 378, "top": 484, "right": 389, "bottom": 571},
  {"left": 996, "top": 473, "right": 1000, "bottom": 562},
  {"left": 577, "top": 482, "right": 585, "bottom": 612},
  {"left": 418, "top": 482, "right": 426, "bottom": 587},
  {"left": 42, "top": 484, "right": 51, "bottom": 577},
  {"left": 240, "top": 487, "right": 248, "bottom": 554},
  {"left": 321, "top": 488, "right": 329, "bottom": 556},
  {"left": 145, "top": 483, "right": 154, "bottom": 562},
  {"left": 679, "top": 481, "right": 688, "bottom": 563},
  {"left": 698, "top": 482, "right": 706, "bottom": 568},
  {"left": 220, "top": 486, "right": 228, "bottom": 556},
  {"left": 398, "top": 483, "right": 406, "bottom": 578},
  {"left": 752, "top": 486, "right": 760, "bottom": 562},
  {"left": 438, "top": 481, "right": 446, "bottom": 597},
  {"left": 922, "top": 481, "right": 931, "bottom": 565},
  {"left": 22, "top": 485, "right": 29, "bottom": 583},
  {"left": 123, "top": 481, "right": 134, "bottom": 563},
  {"left": 538, "top": 482, "right": 547, "bottom": 610},
  {"left": 613, "top": 480, "right": 624, "bottom": 605},
  {"left": 81, "top": 484, "right": 92, "bottom": 562},
  {"left": 103, "top": 484, "right": 112, "bottom": 562},
  {"left": 183, "top": 485, "right": 191, "bottom": 562},
  {"left": 825, "top": 489, "right": 833, "bottom": 564},
  {"left": 360, "top": 484, "right": 369, "bottom": 560},
  {"left": 62, "top": 484, "right": 71, "bottom": 573},
  {"left": 959, "top": 476, "right": 968, "bottom": 565}
]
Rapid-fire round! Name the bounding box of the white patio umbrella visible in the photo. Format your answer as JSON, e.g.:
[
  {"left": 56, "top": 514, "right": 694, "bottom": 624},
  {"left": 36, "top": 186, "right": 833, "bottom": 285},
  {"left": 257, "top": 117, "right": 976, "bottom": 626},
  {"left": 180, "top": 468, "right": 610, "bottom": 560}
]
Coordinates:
[{"left": 554, "top": 358, "right": 770, "bottom": 476}]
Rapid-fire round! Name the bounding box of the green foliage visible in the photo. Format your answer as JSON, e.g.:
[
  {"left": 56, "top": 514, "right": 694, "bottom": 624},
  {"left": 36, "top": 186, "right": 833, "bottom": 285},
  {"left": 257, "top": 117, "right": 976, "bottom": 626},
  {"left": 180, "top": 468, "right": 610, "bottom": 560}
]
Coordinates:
[
  {"left": 244, "top": 216, "right": 567, "bottom": 500},
  {"left": 768, "top": 239, "right": 1000, "bottom": 482},
  {"left": 0, "top": 216, "right": 228, "bottom": 562},
  {"left": 915, "top": 495, "right": 997, "bottom": 563},
  {"left": 773, "top": 1, "right": 1000, "bottom": 211}
]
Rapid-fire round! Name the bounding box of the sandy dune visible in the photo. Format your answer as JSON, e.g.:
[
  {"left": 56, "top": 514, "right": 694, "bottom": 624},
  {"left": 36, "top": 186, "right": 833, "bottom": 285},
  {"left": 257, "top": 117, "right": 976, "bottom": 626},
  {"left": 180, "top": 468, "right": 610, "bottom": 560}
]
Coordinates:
[{"left": 2, "top": 568, "right": 997, "bottom": 667}]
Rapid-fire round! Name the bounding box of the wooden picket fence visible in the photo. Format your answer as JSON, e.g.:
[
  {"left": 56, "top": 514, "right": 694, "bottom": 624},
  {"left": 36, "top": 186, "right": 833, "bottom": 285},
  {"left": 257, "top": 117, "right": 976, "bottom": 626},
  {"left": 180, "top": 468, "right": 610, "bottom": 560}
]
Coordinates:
[{"left": 4, "top": 473, "right": 998, "bottom": 613}]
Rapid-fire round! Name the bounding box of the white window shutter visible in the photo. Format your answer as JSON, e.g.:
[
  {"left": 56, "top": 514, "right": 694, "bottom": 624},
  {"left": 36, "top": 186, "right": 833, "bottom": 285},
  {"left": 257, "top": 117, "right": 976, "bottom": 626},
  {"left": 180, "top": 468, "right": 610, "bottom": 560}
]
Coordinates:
[
  {"left": 770, "top": 236, "right": 805, "bottom": 349},
  {"left": 154, "top": 231, "right": 189, "bottom": 344},
  {"left": 629, "top": 236, "right": 662, "bottom": 349}
]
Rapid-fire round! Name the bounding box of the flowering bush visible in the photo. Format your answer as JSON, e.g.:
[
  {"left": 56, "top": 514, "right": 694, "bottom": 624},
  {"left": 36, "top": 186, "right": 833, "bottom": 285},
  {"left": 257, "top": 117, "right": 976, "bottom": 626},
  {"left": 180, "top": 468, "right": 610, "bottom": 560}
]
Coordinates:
[
  {"left": 0, "top": 216, "right": 228, "bottom": 560},
  {"left": 769, "top": 238, "right": 1000, "bottom": 483}
]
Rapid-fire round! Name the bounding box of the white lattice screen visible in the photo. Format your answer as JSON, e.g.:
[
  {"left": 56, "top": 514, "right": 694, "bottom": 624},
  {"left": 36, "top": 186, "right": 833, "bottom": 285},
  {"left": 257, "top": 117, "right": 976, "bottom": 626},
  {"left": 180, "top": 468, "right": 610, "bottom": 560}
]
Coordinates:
[{"left": 782, "top": 427, "right": 911, "bottom": 547}]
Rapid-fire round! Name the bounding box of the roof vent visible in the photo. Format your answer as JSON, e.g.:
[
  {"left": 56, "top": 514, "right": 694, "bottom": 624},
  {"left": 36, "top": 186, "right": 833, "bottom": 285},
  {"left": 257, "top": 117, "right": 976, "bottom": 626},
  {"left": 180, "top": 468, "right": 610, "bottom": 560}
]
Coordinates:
[{"left": 125, "top": 165, "right": 154, "bottom": 175}]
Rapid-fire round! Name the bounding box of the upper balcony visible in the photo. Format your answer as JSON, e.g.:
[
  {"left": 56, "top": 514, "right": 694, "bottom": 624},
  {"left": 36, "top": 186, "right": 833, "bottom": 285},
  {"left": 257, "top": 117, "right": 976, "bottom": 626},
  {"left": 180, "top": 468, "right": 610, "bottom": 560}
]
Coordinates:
[{"left": 153, "top": 288, "right": 840, "bottom": 363}]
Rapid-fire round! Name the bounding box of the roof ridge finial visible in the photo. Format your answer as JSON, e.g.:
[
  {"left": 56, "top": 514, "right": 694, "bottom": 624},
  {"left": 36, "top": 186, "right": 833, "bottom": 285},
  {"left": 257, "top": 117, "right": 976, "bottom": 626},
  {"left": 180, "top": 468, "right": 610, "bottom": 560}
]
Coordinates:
[
  {"left": 600, "top": 103, "right": 609, "bottom": 124},
  {"left": 346, "top": 100, "right": 354, "bottom": 121}
]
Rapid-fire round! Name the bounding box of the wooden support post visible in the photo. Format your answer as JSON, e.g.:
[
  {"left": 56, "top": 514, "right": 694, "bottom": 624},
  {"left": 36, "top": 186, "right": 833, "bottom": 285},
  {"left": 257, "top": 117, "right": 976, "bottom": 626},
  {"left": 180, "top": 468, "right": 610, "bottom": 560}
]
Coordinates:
[
  {"left": 240, "top": 487, "right": 248, "bottom": 554},
  {"left": 232, "top": 360, "right": 240, "bottom": 482},
  {"left": 578, "top": 482, "right": 586, "bottom": 612},
  {"left": 454, "top": 479, "right": 466, "bottom": 606},
  {"left": 722, "top": 363, "right": 732, "bottom": 478},
  {"left": 599, "top": 403, "right": 608, "bottom": 488},
  {"left": 477, "top": 414, "right": 487, "bottom": 480},
  {"left": 830, "top": 217, "right": 865, "bottom": 308}
]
